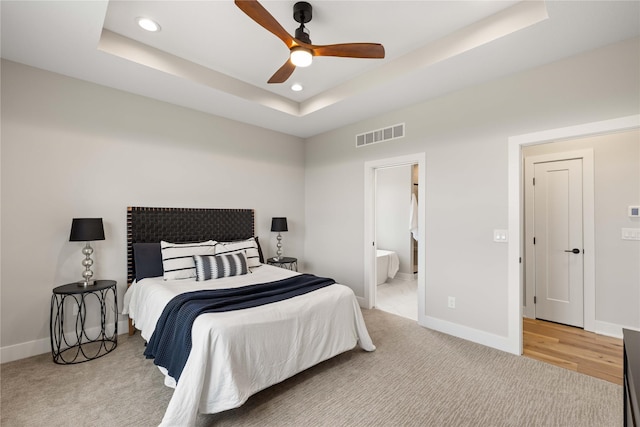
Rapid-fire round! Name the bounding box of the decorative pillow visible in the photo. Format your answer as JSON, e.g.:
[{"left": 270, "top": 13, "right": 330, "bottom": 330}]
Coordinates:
[
  {"left": 161, "top": 240, "right": 216, "bottom": 280},
  {"left": 193, "top": 251, "right": 248, "bottom": 281},
  {"left": 215, "top": 237, "right": 262, "bottom": 268},
  {"left": 254, "top": 236, "right": 265, "bottom": 264},
  {"left": 133, "top": 242, "right": 163, "bottom": 281}
]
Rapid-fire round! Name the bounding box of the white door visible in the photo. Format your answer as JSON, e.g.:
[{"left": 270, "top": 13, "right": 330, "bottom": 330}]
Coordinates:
[{"left": 532, "top": 159, "right": 584, "bottom": 327}]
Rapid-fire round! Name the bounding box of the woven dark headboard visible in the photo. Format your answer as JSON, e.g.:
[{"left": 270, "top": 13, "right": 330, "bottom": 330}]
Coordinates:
[{"left": 126, "top": 207, "right": 255, "bottom": 284}]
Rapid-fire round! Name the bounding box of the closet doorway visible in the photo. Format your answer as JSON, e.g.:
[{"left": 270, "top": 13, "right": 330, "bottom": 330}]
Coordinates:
[
  {"left": 507, "top": 115, "right": 639, "bottom": 354},
  {"left": 364, "top": 153, "right": 426, "bottom": 323}
]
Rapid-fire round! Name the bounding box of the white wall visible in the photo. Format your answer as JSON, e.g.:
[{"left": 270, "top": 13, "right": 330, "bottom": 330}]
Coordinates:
[
  {"left": 375, "top": 165, "right": 412, "bottom": 275},
  {"left": 2, "top": 36, "right": 639, "bottom": 361},
  {"left": 304, "top": 37, "right": 640, "bottom": 342},
  {"left": 0, "top": 60, "right": 305, "bottom": 360},
  {"left": 523, "top": 130, "right": 640, "bottom": 330}
]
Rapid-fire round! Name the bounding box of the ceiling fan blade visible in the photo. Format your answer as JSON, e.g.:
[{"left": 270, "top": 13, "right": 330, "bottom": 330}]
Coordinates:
[
  {"left": 234, "top": 0, "right": 296, "bottom": 48},
  {"left": 312, "top": 43, "right": 385, "bottom": 59},
  {"left": 268, "top": 59, "right": 297, "bottom": 84}
]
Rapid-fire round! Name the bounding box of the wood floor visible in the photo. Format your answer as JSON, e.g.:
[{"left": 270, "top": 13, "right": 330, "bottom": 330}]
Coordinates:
[{"left": 523, "top": 317, "right": 624, "bottom": 385}]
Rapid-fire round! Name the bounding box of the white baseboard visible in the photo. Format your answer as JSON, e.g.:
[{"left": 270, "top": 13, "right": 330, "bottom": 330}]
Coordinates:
[
  {"left": 0, "top": 337, "right": 51, "bottom": 364},
  {"left": 421, "top": 315, "right": 519, "bottom": 355},
  {"left": 595, "top": 320, "right": 639, "bottom": 339},
  {"left": 0, "top": 319, "right": 130, "bottom": 364},
  {"left": 356, "top": 295, "right": 368, "bottom": 308}
]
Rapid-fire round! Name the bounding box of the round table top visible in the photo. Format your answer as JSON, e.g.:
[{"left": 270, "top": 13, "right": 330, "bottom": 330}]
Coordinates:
[
  {"left": 267, "top": 257, "right": 297, "bottom": 263},
  {"left": 53, "top": 279, "right": 117, "bottom": 294}
]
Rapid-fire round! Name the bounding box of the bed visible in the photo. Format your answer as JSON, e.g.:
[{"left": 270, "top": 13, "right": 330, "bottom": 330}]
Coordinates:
[{"left": 122, "top": 207, "right": 375, "bottom": 426}]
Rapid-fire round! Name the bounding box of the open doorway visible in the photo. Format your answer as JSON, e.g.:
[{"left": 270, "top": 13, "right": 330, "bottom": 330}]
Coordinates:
[
  {"left": 507, "top": 115, "right": 639, "bottom": 355},
  {"left": 374, "top": 164, "right": 419, "bottom": 320},
  {"left": 364, "top": 153, "right": 426, "bottom": 323}
]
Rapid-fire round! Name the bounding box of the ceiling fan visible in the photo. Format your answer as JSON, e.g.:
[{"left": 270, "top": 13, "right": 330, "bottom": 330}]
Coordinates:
[{"left": 234, "top": 0, "right": 385, "bottom": 84}]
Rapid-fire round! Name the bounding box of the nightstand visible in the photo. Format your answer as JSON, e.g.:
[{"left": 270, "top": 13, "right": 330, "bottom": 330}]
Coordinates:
[
  {"left": 267, "top": 257, "right": 298, "bottom": 271},
  {"left": 623, "top": 328, "right": 639, "bottom": 426},
  {"left": 50, "top": 280, "right": 118, "bottom": 364}
]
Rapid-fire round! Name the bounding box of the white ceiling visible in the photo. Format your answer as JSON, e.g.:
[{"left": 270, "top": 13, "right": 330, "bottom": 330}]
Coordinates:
[{"left": 1, "top": 1, "right": 639, "bottom": 138}]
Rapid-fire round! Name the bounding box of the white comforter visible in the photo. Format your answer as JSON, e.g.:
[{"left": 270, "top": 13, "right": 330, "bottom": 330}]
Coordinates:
[{"left": 123, "top": 265, "right": 375, "bottom": 426}]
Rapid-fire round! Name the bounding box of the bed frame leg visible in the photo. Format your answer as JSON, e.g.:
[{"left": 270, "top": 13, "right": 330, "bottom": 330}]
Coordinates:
[{"left": 128, "top": 318, "right": 136, "bottom": 336}]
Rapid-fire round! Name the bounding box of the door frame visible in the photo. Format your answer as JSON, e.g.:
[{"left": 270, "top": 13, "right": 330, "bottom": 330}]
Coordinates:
[
  {"left": 364, "top": 153, "right": 426, "bottom": 320},
  {"left": 508, "top": 115, "right": 639, "bottom": 354},
  {"left": 523, "top": 150, "right": 594, "bottom": 329}
]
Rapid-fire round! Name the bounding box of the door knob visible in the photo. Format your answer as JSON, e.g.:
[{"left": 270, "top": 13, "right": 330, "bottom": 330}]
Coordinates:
[{"left": 564, "top": 248, "right": 580, "bottom": 254}]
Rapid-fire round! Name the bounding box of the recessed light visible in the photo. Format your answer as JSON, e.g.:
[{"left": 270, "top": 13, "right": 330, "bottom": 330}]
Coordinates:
[
  {"left": 291, "top": 83, "right": 303, "bottom": 92},
  {"left": 136, "top": 17, "right": 161, "bottom": 32}
]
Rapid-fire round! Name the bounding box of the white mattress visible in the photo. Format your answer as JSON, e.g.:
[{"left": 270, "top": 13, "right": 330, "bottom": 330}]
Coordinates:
[{"left": 123, "top": 264, "right": 375, "bottom": 426}]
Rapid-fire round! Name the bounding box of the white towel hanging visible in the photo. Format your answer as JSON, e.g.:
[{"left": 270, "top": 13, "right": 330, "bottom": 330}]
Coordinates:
[{"left": 410, "top": 193, "right": 418, "bottom": 241}]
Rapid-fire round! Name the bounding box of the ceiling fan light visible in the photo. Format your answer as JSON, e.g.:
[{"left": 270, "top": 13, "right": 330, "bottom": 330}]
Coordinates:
[{"left": 290, "top": 47, "right": 312, "bottom": 67}]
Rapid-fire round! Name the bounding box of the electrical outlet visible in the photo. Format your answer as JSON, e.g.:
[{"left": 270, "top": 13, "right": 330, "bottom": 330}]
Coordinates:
[
  {"left": 72, "top": 304, "right": 79, "bottom": 316},
  {"left": 448, "top": 296, "right": 456, "bottom": 309}
]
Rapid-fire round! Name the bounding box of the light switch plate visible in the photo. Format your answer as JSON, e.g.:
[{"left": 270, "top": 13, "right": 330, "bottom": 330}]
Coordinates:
[
  {"left": 622, "top": 228, "right": 640, "bottom": 241},
  {"left": 493, "top": 229, "right": 508, "bottom": 243}
]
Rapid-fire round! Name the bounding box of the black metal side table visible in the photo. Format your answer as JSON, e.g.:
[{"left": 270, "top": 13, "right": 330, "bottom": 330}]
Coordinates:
[
  {"left": 267, "top": 257, "right": 298, "bottom": 271},
  {"left": 50, "top": 279, "right": 118, "bottom": 364}
]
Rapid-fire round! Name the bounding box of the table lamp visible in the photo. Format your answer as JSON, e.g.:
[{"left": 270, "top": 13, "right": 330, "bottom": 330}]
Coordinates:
[
  {"left": 270, "top": 217, "right": 288, "bottom": 261},
  {"left": 69, "top": 218, "right": 105, "bottom": 286}
]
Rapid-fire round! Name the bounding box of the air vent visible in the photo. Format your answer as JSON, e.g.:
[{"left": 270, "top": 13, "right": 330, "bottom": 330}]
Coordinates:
[{"left": 356, "top": 123, "right": 405, "bottom": 147}]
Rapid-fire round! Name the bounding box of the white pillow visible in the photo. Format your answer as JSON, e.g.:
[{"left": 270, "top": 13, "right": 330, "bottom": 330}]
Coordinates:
[
  {"left": 160, "top": 240, "right": 216, "bottom": 280},
  {"left": 193, "top": 251, "right": 248, "bottom": 281},
  {"left": 215, "top": 237, "right": 261, "bottom": 268}
]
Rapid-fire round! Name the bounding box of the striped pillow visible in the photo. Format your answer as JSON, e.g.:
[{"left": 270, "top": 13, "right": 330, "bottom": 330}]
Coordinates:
[
  {"left": 160, "top": 240, "right": 217, "bottom": 280},
  {"left": 215, "top": 237, "right": 261, "bottom": 268},
  {"left": 193, "top": 251, "right": 248, "bottom": 281}
]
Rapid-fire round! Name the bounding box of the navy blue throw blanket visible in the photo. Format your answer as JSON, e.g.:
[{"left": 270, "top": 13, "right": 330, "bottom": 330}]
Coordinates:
[{"left": 144, "top": 274, "right": 335, "bottom": 382}]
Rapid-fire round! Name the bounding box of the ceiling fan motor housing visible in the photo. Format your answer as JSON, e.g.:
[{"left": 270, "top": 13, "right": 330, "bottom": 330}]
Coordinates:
[
  {"left": 295, "top": 27, "right": 311, "bottom": 44},
  {"left": 293, "top": 2, "right": 312, "bottom": 44}
]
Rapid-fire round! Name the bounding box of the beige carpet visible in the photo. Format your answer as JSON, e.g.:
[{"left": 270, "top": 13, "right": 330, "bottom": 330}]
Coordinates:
[{"left": 1, "top": 309, "right": 621, "bottom": 426}]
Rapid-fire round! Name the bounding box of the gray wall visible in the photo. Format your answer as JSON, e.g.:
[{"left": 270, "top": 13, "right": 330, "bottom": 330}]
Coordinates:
[
  {"left": 304, "top": 37, "right": 640, "bottom": 338},
  {"left": 523, "top": 130, "right": 640, "bottom": 329},
  {"left": 1, "top": 36, "right": 638, "bottom": 360},
  {"left": 0, "top": 60, "right": 305, "bottom": 356}
]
